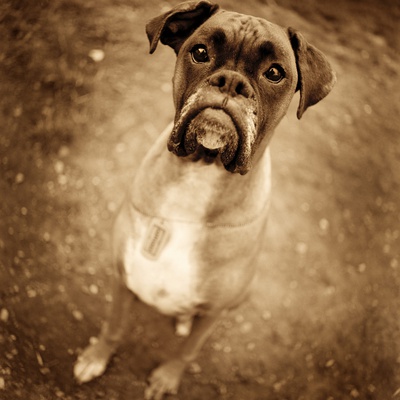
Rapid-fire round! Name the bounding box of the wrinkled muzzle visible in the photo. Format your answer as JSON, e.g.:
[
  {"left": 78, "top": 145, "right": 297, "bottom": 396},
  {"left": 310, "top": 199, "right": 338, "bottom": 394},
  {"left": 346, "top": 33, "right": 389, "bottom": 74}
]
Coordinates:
[
  {"left": 184, "top": 108, "right": 239, "bottom": 166},
  {"left": 167, "top": 91, "right": 257, "bottom": 174}
]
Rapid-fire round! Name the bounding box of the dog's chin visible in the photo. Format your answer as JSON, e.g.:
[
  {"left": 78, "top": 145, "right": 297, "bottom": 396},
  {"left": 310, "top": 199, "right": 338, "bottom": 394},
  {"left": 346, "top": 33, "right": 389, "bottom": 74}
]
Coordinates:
[{"left": 183, "top": 109, "right": 239, "bottom": 168}]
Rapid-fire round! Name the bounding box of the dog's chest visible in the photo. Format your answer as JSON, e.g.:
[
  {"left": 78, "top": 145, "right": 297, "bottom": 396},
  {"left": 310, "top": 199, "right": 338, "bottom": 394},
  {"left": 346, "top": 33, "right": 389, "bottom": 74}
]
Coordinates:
[{"left": 123, "top": 215, "right": 203, "bottom": 316}]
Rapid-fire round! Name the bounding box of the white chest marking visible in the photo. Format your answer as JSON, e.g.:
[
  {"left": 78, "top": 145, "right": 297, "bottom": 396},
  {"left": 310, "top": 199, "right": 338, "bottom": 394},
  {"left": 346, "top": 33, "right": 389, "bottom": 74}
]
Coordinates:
[{"left": 123, "top": 217, "right": 203, "bottom": 316}]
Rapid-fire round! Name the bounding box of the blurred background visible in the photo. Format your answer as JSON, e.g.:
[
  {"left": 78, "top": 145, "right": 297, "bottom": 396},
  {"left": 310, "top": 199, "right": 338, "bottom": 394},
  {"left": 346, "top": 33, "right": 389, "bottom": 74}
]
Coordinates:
[{"left": 0, "top": 0, "right": 399, "bottom": 399}]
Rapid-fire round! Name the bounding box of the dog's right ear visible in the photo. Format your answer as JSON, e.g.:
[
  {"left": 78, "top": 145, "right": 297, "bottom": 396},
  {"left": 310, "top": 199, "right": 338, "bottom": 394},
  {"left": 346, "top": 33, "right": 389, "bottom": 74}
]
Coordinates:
[{"left": 146, "top": 1, "right": 220, "bottom": 55}]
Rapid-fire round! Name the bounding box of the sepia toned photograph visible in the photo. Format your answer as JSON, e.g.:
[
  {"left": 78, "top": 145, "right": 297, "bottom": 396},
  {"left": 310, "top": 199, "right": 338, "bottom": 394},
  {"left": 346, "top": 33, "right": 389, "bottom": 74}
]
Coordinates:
[{"left": 0, "top": 0, "right": 399, "bottom": 399}]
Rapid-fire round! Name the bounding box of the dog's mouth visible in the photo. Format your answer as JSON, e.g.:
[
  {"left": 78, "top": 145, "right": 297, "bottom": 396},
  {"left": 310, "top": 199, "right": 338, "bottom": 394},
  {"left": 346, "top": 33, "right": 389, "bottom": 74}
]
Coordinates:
[
  {"left": 183, "top": 108, "right": 239, "bottom": 166},
  {"left": 168, "top": 92, "right": 257, "bottom": 174}
]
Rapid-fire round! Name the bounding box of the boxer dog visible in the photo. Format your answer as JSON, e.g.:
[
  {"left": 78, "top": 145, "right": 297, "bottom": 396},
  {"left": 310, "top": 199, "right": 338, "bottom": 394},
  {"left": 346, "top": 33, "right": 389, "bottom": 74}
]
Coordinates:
[{"left": 74, "top": 1, "right": 336, "bottom": 399}]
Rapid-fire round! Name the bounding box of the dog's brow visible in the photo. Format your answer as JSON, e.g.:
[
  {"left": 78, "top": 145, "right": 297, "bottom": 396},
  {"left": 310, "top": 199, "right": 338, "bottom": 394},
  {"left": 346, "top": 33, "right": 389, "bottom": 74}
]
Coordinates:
[
  {"left": 258, "top": 41, "right": 276, "bottom": 58},
  {"left": 210, "top": 28, "right": 226, "bottom": 46}
]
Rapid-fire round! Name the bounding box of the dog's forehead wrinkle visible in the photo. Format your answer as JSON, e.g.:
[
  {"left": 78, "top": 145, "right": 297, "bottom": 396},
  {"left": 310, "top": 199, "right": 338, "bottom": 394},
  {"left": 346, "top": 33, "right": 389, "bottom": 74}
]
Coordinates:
[
  {"left": 207, "top": 12, "right": 289, "bottom": 63},
  {"left": 210, "top": 28, "right": 226, "bottom": 45},
  {"left": 259, "top": 41, "right": 275, "bottom": 56}
]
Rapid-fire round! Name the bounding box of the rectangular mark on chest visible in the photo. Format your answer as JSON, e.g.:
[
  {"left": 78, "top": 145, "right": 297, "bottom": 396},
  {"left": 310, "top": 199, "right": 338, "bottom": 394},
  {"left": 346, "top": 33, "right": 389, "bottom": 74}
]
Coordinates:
[{"left": 141, "top": 219, "right": 171, "bottom": 260}]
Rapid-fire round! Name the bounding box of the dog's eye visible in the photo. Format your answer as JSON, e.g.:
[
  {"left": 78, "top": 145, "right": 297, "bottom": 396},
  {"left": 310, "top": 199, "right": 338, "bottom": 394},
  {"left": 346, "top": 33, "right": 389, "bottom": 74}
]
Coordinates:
[
  {"left": 264, "top": 65, "right": 285, "bottom": 83},
  {"left": 191, "top": 45, "right": 209, "bottom": 63}
]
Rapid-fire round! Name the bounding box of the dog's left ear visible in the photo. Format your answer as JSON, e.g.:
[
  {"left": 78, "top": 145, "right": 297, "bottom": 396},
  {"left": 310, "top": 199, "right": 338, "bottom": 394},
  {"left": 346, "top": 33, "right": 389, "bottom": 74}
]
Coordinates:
[
  {"left": 288, "top": 28, "right": 337, "bottom": 119},
  {"left": 146, "top": 1, "right": 220, "bottom": 55}
]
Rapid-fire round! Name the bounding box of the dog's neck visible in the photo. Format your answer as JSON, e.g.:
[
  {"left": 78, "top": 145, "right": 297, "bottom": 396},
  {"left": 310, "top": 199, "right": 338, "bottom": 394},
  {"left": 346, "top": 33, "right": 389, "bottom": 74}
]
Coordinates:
[{"left": 131, "top": 125, "right": 271, "bottom": 226}]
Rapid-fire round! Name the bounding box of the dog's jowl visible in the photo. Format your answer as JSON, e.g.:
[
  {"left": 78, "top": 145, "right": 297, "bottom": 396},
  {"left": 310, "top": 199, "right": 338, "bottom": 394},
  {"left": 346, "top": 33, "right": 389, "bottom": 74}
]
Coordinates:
[{"left": 74, "top": 1, "right": 336, "bottom": 399}]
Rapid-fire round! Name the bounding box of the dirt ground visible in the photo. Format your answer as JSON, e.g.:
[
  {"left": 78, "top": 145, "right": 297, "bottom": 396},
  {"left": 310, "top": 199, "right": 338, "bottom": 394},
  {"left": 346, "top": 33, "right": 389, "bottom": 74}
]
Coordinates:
[{"left": 1, "top": 0, "right": 400, "bottom": 399}]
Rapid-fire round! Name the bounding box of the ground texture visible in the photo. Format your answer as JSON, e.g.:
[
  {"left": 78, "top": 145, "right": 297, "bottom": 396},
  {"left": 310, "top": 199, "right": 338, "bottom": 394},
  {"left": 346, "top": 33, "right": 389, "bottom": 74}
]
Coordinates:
[{"left": 1, "top": 0, "right": 400, "bottom": 399}]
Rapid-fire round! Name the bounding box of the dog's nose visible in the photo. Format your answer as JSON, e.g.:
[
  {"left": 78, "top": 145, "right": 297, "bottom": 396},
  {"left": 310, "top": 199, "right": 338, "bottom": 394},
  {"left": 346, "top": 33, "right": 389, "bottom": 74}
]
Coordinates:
[{"left": 209, "top": 71, "right": 254, "bottom": 99}]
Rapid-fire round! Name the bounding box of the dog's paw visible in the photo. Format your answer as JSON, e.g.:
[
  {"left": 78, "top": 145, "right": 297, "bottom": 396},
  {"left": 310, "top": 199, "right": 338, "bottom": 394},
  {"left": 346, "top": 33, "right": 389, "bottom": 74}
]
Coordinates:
[
  {"left": 144, "top": 359, "right": 186, "bottom": 400},
  {"left": 74, "top": 338, "right": 114, "bottom": 383},
  {"left": 175, "top": 315, "right": 193, "bottom": 337}
]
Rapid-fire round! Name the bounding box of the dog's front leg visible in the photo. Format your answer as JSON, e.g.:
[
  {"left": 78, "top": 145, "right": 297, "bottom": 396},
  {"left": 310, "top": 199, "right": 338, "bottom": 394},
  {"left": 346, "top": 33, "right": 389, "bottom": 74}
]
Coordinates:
[
  {"left": 145, "top": 312, "right": 222, "bottom": 400},
  {"left": 74, "top": 261, "right": 133, "bottom": 383}
]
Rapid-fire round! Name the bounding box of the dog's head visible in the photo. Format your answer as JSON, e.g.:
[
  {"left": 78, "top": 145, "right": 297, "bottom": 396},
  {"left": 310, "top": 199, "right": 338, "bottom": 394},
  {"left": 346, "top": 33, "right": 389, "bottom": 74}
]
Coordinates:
[{"left": 146, "top": 1, "right": 336, "bottom": 174}]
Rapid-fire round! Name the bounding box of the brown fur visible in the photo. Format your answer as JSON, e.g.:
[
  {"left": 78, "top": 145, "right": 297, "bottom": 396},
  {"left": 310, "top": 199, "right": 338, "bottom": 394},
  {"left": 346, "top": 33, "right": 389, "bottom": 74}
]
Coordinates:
[{"left": 74, "top": 2, "right": 336, "bottom": 399}]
